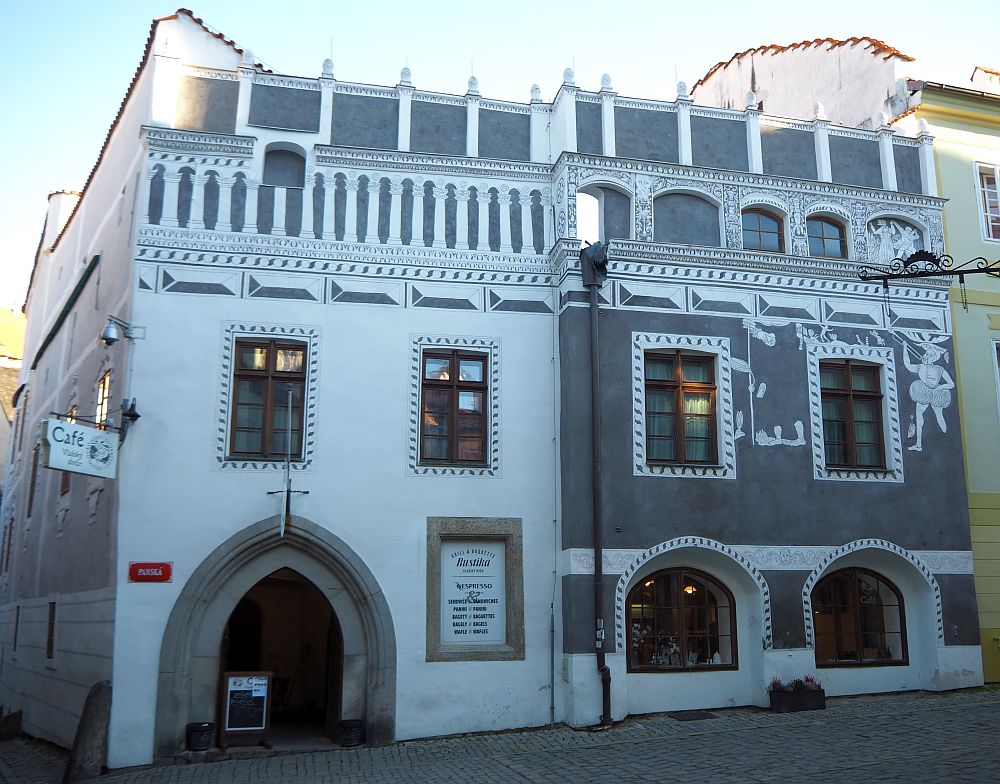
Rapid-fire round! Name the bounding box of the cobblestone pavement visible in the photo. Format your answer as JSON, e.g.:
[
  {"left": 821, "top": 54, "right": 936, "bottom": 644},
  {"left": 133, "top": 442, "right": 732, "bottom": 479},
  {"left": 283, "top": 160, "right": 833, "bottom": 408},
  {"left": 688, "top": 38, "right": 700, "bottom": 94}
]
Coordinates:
[{"left": 2, "top": 690, "right": 1000, "bottom": 784}]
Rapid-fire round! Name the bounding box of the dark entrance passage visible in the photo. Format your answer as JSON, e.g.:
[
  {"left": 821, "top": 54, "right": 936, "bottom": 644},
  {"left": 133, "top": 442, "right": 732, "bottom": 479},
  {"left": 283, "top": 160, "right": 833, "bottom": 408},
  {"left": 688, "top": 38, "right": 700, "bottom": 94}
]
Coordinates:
[{"left": 222, "top": 568, "right": 343, "bottom": 744}]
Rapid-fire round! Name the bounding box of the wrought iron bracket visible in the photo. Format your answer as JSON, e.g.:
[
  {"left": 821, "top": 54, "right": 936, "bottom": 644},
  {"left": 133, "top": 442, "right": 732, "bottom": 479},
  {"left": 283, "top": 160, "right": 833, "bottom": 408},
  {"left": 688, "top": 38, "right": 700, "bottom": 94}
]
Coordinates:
[{"left": 858, "top": 251, "right": 1000, "bottom": 311}]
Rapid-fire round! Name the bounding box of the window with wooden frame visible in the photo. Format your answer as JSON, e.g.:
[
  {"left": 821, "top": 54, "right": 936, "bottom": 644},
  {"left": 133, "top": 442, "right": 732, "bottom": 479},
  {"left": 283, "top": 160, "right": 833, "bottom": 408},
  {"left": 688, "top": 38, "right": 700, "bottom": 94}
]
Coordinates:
[
  {"left": 16, "top": 391, "right": 28, "bottom": 451},
  {"left": 812, "top": 568, "right": 907, "bottom": 666},
  {"left": 60, "top": 405, "right": 77, "bottom": 496},
  {"left": 644, "top": 351, "right": 717, "bottom": 464},
  {"left": 230, "top": 339, "right": 306, "bottom": 460},
  {"left": 46, "top": 601, "right": 56, "bottom": 660},
  {"left": 27, "top": 444, "right": 40, "bottom": 518},
  {"left": 627, "top": 567, "right": 737, "bottom": 672},
  {"left": 807, "top": 216, "right": 848, "bottom": 258},
  {"left": 820, "top": 360, "right": 885, "bottom": 469},
  {"left": 977, "top": 162, "right": 1000, "bottom": 241},
  {"left": 741, "top": 208, "right": 784, "bottom": 252},
  {"left": 95, "top": 371, "right": 111, "bottom": 429},
  {"left": 420, "top": 350, "right": 488, "bottom": 465}
]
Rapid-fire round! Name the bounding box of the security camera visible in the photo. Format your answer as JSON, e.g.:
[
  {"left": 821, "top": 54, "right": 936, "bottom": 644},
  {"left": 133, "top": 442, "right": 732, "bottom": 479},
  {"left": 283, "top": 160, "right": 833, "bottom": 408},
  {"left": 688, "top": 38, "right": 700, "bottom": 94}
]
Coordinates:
[{"left": 100, "top": 320, "right": 121, "bottom": 346}]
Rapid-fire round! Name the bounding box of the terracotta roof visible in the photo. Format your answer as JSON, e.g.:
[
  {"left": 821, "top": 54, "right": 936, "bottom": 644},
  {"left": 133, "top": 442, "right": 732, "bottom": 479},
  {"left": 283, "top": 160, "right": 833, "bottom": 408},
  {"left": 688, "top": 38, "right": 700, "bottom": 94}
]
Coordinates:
[
  {"left": 887, "top": 105, "right": 919, "bottom": 126},
  {"left": 0, "top": 366, "right": 20, "bottom": 423},
  {"left": 26, "top": 9, "right": 268, "bottom": 307},
  {"left": 694, "top": 37, "right": 915, "bottom": 92},
  {"left": 974, "top": 66, "right": 1000, "bottom": 77}
]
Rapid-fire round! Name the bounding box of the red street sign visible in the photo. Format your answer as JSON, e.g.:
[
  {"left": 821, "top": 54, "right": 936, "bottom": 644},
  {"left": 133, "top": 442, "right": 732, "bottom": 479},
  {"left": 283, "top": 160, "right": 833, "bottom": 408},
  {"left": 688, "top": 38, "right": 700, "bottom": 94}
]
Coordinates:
[{"left": 128, "top": 562, "right": 172, "bottom": 583}]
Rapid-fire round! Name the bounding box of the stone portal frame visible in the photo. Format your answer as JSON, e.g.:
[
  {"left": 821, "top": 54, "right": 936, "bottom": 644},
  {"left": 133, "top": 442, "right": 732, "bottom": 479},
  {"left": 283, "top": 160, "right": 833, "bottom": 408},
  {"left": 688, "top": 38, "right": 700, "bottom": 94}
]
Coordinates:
[
  {"left": 154, "top": 515, "right": 396, "bottom": 760},
  {"left": 425, "top": 517, "right": 524, "bottom": 662}
]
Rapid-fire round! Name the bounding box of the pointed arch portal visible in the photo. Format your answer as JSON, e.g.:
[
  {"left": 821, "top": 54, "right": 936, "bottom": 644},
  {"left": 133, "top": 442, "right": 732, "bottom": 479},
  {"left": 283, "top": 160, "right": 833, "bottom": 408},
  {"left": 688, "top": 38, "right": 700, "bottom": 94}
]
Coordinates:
[{"left": 153, "top": 516, "right": 396, "bottom": 760}]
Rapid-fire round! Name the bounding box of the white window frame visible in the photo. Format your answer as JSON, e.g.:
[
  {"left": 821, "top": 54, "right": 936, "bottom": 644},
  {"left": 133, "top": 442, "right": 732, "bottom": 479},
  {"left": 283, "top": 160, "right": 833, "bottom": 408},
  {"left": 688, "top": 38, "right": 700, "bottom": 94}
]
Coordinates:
[
  {"left": 631, "top": 332, "right": 736, "bottom": 479},
  {"left": 806, "top": 344, "right": 903, "bottom": 483},
  {"left": 975, "top": 161, "right": 1000, "bottom": 243}
]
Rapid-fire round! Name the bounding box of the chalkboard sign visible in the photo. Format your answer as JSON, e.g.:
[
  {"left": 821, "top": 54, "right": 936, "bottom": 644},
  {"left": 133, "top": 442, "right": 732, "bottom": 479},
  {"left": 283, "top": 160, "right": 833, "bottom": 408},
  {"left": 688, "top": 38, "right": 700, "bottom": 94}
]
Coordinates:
[{"left": 222, "top": 672, "right": 271, "bottom": 739}]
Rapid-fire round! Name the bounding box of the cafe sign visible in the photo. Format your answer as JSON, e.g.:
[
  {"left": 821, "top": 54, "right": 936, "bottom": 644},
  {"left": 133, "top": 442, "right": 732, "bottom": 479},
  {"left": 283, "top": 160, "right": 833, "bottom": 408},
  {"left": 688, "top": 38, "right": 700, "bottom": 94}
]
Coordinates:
[
  {"left": 40, "top": 418, "right": 119, "bottom": 479},
  {"left": 441, "top": 541, "right": 505, "bottom": 645}
]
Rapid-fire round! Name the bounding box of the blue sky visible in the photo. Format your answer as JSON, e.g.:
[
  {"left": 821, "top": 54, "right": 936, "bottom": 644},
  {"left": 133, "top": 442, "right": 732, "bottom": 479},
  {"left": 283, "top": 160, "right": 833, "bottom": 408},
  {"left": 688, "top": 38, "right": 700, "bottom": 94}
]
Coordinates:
[{"left": 2, "top": 0, "right": 995, "bottom": 308}]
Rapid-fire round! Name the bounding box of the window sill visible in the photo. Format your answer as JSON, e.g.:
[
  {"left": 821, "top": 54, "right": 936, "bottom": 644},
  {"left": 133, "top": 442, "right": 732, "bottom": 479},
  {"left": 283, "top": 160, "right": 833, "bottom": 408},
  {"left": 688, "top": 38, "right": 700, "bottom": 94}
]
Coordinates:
[
  {"left": 815, "top": 659, "right": 908, "bottom": 668},
  {"left": 646, "top": 461, "right": 723, "bottom": 469},
  {"left": 628, "top": 664, "right": 738, "bottom": 674}
]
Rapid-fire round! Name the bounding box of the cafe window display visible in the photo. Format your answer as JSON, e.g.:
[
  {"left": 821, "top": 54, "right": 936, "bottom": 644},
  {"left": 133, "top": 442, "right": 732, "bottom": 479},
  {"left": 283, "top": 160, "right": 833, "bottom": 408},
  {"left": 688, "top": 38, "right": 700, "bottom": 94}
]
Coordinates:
[{"left": 626, "top": 568, "right": 737, "bottom": 671}]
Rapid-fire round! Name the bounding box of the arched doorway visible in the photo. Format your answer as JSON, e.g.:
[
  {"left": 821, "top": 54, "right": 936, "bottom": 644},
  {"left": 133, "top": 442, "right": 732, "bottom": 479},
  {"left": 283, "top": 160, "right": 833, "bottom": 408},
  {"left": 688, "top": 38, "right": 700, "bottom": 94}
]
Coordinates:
[
  {"left": 221, "top": 569, "right": 344, "bottom": 743},
  {"left": 154, "top": 516, "right": 396, "bottom": 761}
]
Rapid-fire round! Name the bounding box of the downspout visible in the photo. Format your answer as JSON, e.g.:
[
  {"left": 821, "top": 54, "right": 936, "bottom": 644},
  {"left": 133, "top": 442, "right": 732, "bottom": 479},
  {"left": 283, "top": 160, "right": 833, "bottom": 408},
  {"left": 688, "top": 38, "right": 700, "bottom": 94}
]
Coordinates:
[{"left": 581, "top": 241, "right": 611, "bottom": 726}]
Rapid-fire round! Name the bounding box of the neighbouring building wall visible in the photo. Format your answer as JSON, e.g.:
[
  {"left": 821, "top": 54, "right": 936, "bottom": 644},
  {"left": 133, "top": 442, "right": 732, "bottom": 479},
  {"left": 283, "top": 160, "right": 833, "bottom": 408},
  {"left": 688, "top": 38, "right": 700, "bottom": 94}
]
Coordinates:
[
  {"left": 896, "top": 86, "right": 1000, "bottom": 680},
  {"left": 692, "top": 38, "right": 915, "bottom": 129}
]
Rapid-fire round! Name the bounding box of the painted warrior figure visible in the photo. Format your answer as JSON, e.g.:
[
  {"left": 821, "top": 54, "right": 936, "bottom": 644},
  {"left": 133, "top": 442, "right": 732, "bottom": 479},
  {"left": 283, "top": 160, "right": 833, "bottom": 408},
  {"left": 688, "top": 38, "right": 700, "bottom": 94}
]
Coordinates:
[{"left": 902, "top": 340, "right": 954, "bottom": 451}]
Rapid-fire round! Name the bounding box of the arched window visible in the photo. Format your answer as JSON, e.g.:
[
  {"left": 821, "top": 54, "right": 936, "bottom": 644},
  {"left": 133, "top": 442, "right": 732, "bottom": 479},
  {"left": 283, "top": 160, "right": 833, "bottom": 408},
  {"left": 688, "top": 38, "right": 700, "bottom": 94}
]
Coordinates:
[
  {"left": 741, "top": 208, "right": 784, "bottom": 252},
  {"left": 626, "top": 568, "right": 736, "bottom": 671},
  {"left": 807, "top": 216, "right": 847, "bottom": 258},
  {"left": 812, "top": 568, "right": 907, "bottom": 666}
]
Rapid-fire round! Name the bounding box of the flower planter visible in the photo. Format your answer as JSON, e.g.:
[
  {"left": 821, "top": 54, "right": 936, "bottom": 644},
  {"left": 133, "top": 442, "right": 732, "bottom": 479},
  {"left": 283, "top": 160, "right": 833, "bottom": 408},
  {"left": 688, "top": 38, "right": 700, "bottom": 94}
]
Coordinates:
[{"left": 768, "top": 688, "right": 826, "bottom": 713}]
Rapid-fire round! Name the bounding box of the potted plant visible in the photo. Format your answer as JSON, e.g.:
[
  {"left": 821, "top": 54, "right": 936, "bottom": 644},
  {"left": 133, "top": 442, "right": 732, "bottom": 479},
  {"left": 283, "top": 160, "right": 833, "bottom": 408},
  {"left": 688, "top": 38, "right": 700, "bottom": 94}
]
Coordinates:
[{"left": 767, "top": 675, "right": 825, "bottom": 713}]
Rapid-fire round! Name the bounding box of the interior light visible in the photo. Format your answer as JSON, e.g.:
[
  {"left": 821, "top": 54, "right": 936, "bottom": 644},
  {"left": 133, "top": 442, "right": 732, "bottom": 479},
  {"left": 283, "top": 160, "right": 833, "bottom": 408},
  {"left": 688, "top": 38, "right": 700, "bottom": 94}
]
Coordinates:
[
  {"left": 683, "top": 585, "right": 697, "bottom": 594},
  {"left": 644, "top": 579, "right": 654, "bottom": 588}
]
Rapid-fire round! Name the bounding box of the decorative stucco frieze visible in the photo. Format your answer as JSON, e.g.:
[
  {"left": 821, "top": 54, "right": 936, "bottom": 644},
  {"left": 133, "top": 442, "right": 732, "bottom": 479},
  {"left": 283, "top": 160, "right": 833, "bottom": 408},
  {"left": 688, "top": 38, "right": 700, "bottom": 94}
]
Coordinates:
[{"left": 143, "top": 127, "right": 255, "bottom": 158}]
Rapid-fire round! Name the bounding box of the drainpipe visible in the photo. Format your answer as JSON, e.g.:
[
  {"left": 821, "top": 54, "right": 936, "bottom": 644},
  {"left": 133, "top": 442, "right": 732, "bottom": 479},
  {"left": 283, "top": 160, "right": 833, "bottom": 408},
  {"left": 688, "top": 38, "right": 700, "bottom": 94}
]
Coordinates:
[{"left": 580, "top": 240, "right": 611, "bottom": 726}]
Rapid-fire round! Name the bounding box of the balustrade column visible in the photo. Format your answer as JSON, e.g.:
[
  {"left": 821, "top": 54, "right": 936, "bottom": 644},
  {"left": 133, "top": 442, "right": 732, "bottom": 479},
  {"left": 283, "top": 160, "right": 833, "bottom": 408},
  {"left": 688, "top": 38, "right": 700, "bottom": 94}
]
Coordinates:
[
  {"left": 433, "top": 187, "right": 447, "bottom": 249},
  {"left": 244, "top": 180, "right": 259, "bottom": 233},
  {"left": 322, "top": 178, "right": 337, "bottom": 240},
  {"left": 189, "top": 173, "right": 205, "bottom": 229},
  {"left": 161, "top": 173, "right": 181, "bottom": 227},
  {"left": 367, "top": 179, "right": 380, "bottom": 243},
  {"left": 388, "top": 183, "right": 403, "bottom": 245},
  {"left": 499, "top": 192, "right": 513, "bottom": 253},
  {"left": 412, "top": 183, "right": 425, "bottom": 246},
  {"left": 521, "top": 197, "right": 533, "bottom": 254},
  {"left": 142, "top": 171, "right": 156, "bottom": 224},
  {"left": 301, "top": 183, "right": 314, "bottom": 238},
  {"left": 455, "top": 191, "right": 469, "bottom": 250},
  {"left": 343, "top": 179, "right": 358, "bottom": 242},
  {"left": 216, "top": 177, "right": 233, "bottom": 232},
  {"left": 478, "top": 189, "right": 490, "bottom": 251},
  {"left": 272, "top": 187, "right": 287, "bottom": 236}
]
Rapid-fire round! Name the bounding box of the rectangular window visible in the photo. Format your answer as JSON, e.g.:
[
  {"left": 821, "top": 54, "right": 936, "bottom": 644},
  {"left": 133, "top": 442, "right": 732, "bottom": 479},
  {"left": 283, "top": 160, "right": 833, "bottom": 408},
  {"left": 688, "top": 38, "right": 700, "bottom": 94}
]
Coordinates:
[
  {"left": 27, "top": 445, "right": 40, "bottom": 518},
  {"left": 230, "top": 339, "right": 306, "bottom": 459},
  {"left": 60, "top": 406, "right": 77, "bottom": 496},
  {"left": 644, "top": 351, "right": 717, "bottom": 464},
  {"left": 820, "top": 360, "right": 885, "bottom": 468},
  {"left": 96, "top": 371, "right": 111, "bottom": 429},
  {"left": 16, "top": 392, "right": 28, "bottom": 451},
  {"left": 978, "top": 162, "right": 1000, "bottom": 241},
  {"left": 420, "top": 350, "right": 488, "bottom": 465},
  {"left": 13, "top": 606, "right": 19, "bottom": 652},
  {"left": 46, "top": 602, "right": 56, "bottom": 660}
]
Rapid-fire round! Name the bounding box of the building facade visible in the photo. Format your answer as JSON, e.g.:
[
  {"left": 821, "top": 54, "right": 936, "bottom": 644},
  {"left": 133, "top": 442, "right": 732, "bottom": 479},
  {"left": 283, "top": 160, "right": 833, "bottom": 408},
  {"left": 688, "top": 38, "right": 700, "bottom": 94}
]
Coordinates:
[
  {"left": 695, "top": 43, "right": 1000, "bottom": 681},
  {"left": 0, "top": 12, "right": 984, "bottom": 770}
]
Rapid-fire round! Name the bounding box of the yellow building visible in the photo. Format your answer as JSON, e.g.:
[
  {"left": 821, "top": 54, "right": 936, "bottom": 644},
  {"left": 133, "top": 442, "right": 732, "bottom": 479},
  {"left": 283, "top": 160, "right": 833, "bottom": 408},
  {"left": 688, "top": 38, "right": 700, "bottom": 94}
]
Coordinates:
[{"left": 894, "top": 73, "right": 1000, "bottom": 681}]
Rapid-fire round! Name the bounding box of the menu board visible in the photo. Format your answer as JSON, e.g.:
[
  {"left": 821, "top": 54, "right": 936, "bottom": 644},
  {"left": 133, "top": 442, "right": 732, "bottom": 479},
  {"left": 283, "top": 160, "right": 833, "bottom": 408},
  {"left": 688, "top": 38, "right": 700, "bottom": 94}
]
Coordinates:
[
  {"left": 223, "top": 673, "right": 269, "bottom": 732},
  {"left": 441, "top": 541, "right": 505, "bottom": 645}
]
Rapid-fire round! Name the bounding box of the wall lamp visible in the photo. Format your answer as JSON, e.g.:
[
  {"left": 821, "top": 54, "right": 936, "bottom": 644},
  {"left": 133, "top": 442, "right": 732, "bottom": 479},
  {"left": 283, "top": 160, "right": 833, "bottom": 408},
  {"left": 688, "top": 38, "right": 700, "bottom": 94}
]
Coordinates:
[
  {"left": 119, "top": 398, "right": 141, "bottom": 444},
  {"left": 100, "top": 315, "right": 144, "bottom": 346}
]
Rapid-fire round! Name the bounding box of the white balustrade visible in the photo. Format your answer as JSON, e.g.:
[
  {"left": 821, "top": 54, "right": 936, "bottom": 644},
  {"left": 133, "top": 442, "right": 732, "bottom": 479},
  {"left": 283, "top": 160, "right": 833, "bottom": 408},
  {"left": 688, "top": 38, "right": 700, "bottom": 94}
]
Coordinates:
[
  {"left": 343, "top": 180, "right": 358, "bottom": 242},
  {"left": 433, "top": 187, "right": 447, "bottom": 249}
]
